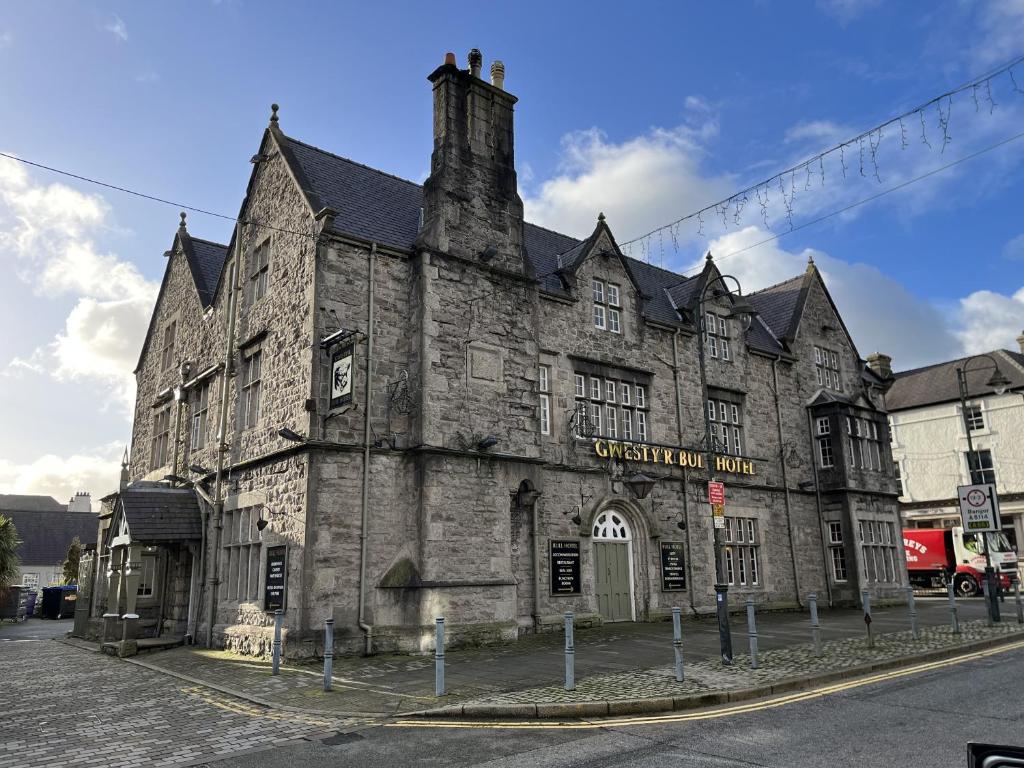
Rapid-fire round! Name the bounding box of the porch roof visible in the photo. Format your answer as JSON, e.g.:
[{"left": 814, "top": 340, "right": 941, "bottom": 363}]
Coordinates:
[{"left": 118, "top": 487, "right": 203, "bottom": 543}]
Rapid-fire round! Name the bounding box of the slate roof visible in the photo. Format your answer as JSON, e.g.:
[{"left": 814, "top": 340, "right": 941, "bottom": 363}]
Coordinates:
[
  {"left": 747, "top": 275, "right": 805, "bottom": 341},
  {"left": 0, "top": 494, "right": 66, "bottom": 513},
  {"left": 885, "top": 349, "right": 1024, "bottom": 411},
  {"left": 117, "top": 487, "right": 203, "bottom": 542},
  {"left": 183, "top": 236, "right": 229, "bottom": 308},
  {"left": 2, "top": 508, "right": 97, "bottom": 566}
]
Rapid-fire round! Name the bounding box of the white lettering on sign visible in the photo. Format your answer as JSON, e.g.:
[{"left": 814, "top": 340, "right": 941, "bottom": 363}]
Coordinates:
[{"left": 902, "top": 538, "right": 928, "bottom": 554}]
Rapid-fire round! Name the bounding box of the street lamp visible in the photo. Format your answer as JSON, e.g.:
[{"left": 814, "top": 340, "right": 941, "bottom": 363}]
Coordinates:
[
  {"left": 956, "top": 354, "right": 1012, "bottom": 623},
  {"left": 695, "top": 254, "right": 759, "bottom": 665}
]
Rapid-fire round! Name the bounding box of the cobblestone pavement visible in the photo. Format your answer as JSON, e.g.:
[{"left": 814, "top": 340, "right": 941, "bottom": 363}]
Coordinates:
[
  {"left": 0, "top": 639, "right": 367, "bottom": 768},
  {"left": 462, "top": 619, "right": 1024, "bottom": 706},
  {"left": 129, "top": 598, "right": 1008, "bottom": 716}
]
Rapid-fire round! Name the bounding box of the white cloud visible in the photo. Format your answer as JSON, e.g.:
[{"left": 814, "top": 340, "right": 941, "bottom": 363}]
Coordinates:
[
  {"left": 972, "top": 0, "right": 1024, "bottom": 66},
  {"left": 706, "top": 226, "right": 961, "bottom": 368},
  {"left": 0, "top": 155, "right": 158, "bottom": 414},
  {"left": 955, "top": 287, "right": 1024, "bottom": 355},
  {"left": 1002, "top": 233, "right": 1024, "bottom": 261},
  {"left": 104, "top": 14, "right": 128, "bottom": 42},
  {"left": 523, "top": 120, "right": 733, "bottom": 239},
  {"left": 817, "top": 0, "right": 882, "bottom": 23},
  {"left": 0, "top": 444, "right": 123, "bottom": 509},
  {"left": 0, "top": 31, "right": 12, "bottom": 49}
]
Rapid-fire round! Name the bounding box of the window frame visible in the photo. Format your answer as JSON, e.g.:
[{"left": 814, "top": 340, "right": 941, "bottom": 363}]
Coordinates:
[
  {"left": 240, "top": 349, "right": 263, "bottom": 430},
  {"left": 190, "top": 380, "right": 211, "bottom": 451},
  {"left": 151, "top": 406, "right": 171, "bottom": 469},
  {"left": 160, "top": 320, "right": 177, "bottom": 373},
  {"left": 249, "top": 239, "right": 271, "bottom": 305}
]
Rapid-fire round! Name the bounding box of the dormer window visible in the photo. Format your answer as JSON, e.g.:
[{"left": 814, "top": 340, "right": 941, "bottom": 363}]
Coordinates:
[
  {"left": 704, "top": 314, "right": 730, "bottom": 361},
  {"left": 592, "top": 279, "right": 621, "bottom": 333}
]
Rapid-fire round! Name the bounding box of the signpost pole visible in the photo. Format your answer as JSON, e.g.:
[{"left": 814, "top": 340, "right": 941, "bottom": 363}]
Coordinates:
[
  {"left": 564, "top": 612, "right": 575, "bottom": 691},
  {"left": 862, "top": 590, "right": 874, "bottom": 649},
  {"left": 271, "top": 609, "right": 283, "bottom": 675},
  {"left": 434, "top": 617, "right": 445, "bottom": 697},
  {"left": 672, "top": 606, "right": 684, "bottom": 682},
  {"left": 323, "top": 619, "right": 334, "bottom": 692},
  {"left": 1015, "top": 580, "right": 1023, "bottom": 625},
  {"left": 746, "top": 599, "right": 758, "bottom": 669},
  {"left": 809, "top": 592, "right": 822, "bottom": 657},
  {"left": 947, "top": 581, "right": 960, "bottom": 635},
  {"left": 907, "top": 587, "right": 919, "bottom": 640},
  {"left": 982, "top": 578, "right": 994, "bottom": 628}
]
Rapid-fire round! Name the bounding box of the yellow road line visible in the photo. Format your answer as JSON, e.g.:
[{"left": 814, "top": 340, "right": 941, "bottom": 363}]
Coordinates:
[{"left": 387, "top": 638, "right": 1024, "bottom": 730}]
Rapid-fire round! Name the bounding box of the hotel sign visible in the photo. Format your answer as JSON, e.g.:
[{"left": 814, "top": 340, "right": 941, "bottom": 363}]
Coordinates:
[{"left": 593, "top": 439, "right": 756, "bottom": 476}]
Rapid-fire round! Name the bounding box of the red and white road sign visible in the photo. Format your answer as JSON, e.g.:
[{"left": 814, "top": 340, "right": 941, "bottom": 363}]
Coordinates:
[{"left": 708, "top": 481, "right": 725, "bottom": 506}]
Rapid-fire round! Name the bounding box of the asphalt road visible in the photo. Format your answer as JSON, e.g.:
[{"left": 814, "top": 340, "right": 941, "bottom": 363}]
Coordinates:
[
  {"left": 0, "top": 617, "right": 72, "bottom": 641},
  {"left": 204, "top": 643, "right": 1024, "bottom": 768}
]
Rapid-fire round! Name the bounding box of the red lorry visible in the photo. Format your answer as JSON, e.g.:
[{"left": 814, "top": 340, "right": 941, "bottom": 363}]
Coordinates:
[{"left": 903, "top": 527, "right": 1017, "bottom": 596}]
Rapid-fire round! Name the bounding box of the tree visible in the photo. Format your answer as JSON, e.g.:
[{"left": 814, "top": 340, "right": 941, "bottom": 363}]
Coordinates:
[
  {"left": 61, "top": 537, "right": 83, "bottom": 585},
  {"left": 0, "top": 515, "right": 21, "bottom": 588}
]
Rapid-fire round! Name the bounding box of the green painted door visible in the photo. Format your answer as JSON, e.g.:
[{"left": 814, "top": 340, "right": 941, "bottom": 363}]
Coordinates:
[{"left": 594, "top": 542, "right": 632, "bottom": 622}]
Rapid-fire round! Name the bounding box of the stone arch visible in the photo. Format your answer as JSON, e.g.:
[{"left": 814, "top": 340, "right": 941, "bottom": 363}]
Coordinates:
[{"left": 585, "top": 496, "right": 652, "bottom": 623}]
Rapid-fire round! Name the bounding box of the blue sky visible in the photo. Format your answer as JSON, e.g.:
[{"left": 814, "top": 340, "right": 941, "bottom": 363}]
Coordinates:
[{"left": 2, "top": 0, "right": 1023, "bottom": 503}]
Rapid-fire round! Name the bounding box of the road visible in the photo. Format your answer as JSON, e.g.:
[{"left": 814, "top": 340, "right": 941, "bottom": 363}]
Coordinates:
[{"left": 210, "top": 643, "right": 1024, "bottom": 768}]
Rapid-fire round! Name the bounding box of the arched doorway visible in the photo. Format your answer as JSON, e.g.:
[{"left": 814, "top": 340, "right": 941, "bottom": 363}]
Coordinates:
[{"left": 592, "top": 509, "right": 635, "bottom": 622}]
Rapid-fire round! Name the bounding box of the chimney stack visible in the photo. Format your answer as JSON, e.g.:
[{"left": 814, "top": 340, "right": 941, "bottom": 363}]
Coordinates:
[
  {"left": 67, "top": 491, "right": 92, "bottom": 513},
  {"left": 1017, "top": 330, "right": 1024, "bottom": 354},
  {"left": 419, "top": 49, "right": 524, "bottom": 273},
  {"left": 866, "top": 352, "right": 893, "bottom": 380}
]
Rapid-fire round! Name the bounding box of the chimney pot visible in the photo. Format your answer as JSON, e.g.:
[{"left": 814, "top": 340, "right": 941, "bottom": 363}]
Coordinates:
[
  {"left": 444, "top": 51, "right": 456, "bottom": 66},
  {"left": 490, "top": 60, "right": 505, "bottom": 89},
  {"left": 468, "top": 48, "right": 483, "bottom": 78}
]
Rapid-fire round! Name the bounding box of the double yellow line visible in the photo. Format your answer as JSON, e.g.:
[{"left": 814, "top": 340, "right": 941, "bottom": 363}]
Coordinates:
[{"left": 387, "top": 638, "right": 1024, "bottom": 730}]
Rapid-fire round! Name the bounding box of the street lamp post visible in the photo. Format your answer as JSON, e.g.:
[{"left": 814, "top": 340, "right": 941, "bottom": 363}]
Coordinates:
[
  {"left": 955, "top": 355, "right": 1011, "bottom": 624},
  {"left": 695, "top": 255, "right": 759, "bottom": 665}
]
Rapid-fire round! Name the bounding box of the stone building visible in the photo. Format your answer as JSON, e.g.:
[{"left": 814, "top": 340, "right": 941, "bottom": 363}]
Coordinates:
[
  {"left": 89, "top": 50, "right": 905, "bottom": 656},
  {"left": 881, "top": 342, "right": 1024, "bottom": 568},
  {"left": 2, "top": 493, "right": 95, "bottom": 595}
]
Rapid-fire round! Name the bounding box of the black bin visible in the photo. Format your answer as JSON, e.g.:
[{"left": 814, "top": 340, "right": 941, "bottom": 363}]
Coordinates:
[{"left": 41, "top": 586, "right": 78, "bottom": 619}]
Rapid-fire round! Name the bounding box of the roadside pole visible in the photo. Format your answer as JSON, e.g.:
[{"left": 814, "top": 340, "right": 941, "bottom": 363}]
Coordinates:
[
  {"left": 948, "top": 581, "right": 961, "bottom": 635},
  {"left": 862, "top": 590, "right": 874, "bottom": 649},
  {"left": 672, "top": 607, "right": 684, "bottom": 682},
  {"left": 271, "top": 609, "right": 283, "bottom": 676},
  {"left": 746, "top": 599, "right": 758, "bottom": 669},
  {"left": 564, "top": 612, "right": 575, "bottom": 691},
  {"left": 435, "top": 617, "right": 445, "bottom": 697},
  {"left": 808, "top": 592, "right": 822, "bottom": 657}
]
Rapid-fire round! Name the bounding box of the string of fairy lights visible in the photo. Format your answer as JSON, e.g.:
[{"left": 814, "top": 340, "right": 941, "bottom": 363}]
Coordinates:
[
  {"left": 1, "top": 53, "right": 1023, "bottom": 287},
  {"left": 618, "top": 53, "right": 1024, "bottom": 268}
]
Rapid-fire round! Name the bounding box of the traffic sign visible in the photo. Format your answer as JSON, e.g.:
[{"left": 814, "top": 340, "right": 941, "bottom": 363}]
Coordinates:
[
  {"left": 708, "top": 481, "right": 725, "bottom": 506},
  {"left": 957, "top": 483, "right": 1001, "bottom": 532}
]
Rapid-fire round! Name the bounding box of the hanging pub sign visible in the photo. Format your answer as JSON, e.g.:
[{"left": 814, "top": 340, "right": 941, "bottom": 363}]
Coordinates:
[
  {"left": 592, "top": 439, "right": 756, "bottom": 476},
  {"left": 549, "top": 540, "right": 582, "bottom": 595},
  {"left": 660, "top": 541, "right": 687, "bottom": 591},
  {"left": 264, "top": 545, "right": 287, "bottom": 612},
  {"left": 330, "top": 345, "right": 354, "bottom": 409}
]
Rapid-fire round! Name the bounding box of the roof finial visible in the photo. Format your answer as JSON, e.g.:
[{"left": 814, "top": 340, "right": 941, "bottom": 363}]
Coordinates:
[
  {"left": 179, "top": 211, "right": 187, "bottom": 230},
  {"left": 598, "top": 211, "right": 605, "bottom": 223},
  {"left": 269, "top": 103, "right": 279, "bottom": 127},
  {"left": 808, "top": 253, "right": 814, "bottom": 265},
  {"left": 121, "top": 446, "right": 129, "bottom": 468},
  {"left": 705, "top": 250, "right": 714, "bottom": 262}
]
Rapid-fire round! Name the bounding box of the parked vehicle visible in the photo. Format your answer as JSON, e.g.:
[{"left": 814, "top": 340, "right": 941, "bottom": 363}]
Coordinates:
[{"left": 903, "top": 527, "right": 1017, "bottom": 597}]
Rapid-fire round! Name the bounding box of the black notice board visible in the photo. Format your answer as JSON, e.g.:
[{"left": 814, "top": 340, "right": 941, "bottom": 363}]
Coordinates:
[
  {"left": 264, "top": 545, "right": 287, "bottom": 611},
  {"left": 660, "top": 541, "right": 687, "bottom": 591},
  {"left": 549, "top": 540, "right": 582, "bottom": 595}
]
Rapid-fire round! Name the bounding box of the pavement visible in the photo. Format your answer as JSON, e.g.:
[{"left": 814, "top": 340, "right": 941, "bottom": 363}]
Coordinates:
[
  {"left": 2, "top": 599, "right": 1023, "bottom": 767},
  {"left": 60, "top": 596, "right": 1024, "bottom": 718},
  {"left": 203, "top": 643, "right": 1024, "bottom": 768}
]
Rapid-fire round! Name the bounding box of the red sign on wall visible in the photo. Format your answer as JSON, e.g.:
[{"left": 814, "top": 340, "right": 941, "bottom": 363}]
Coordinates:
[{"left": 708, "top": 481, "right": 726, "bottom": 506}]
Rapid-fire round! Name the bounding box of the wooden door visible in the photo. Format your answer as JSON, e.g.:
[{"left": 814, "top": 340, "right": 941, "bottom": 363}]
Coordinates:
[{"left": 594, "top": 542, "right": 632, "bottom": 622}]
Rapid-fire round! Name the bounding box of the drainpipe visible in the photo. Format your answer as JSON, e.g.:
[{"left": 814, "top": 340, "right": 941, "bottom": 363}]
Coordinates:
[
  {"left": 532, "top": 496, "right": 542, "bottom": 628},
  {"left": 205, "top": 227, "right": 241, "bottom": 648},
  {"left": 357, "top": 243, "right": 377, "bottom": 655},
  {"left": 806, "top": 408, "right": 834, "bottom": 608},
  {"left": 672, "top": 330, "right": 697, "bottom": 615},
  {"left": 189, "top": 482, "right": 213, "bottom": 643},
  {"left": 171, "top": 395, "right": 184, "bottom": 479},
  {"left": 772, "top": 357, "right": 802, "bottom": 608}
]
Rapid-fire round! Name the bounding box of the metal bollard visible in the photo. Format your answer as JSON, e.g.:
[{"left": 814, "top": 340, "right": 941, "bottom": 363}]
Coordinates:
[
  {"left": 271, "top": 609, "right": 283, "bottom": 675},
  {"left": 862, "top": 590, "right": 874, "bottom": 649},
  {"left": 947, "top": 581, "right": 960, "bottom": 635},
  {"left": 672, "top": 607, "right": 684, "bottom": 682},
  {"left": 907, "top": 587, "right": 919, "bottom": 640},
  {"left": 1015, "top": 581, "right": 1023, "bottom": 625},
  {"left": 564, "top": 612, "right": 575, "bottom": 691},
  {"left": 808, "top": 593, "right": 822, "bottom": 657},
  {"left": 435, "top": 617, "right": 445, "bottom": 697},
  {"left": 982, "top": 579, "right": 993, "bottom": 628},
  {"left": 746, "top": 599, "right": 758, "bottom": 669},
  {"left": 323, "top": 619, "right": 334, "bottom": 692}
]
